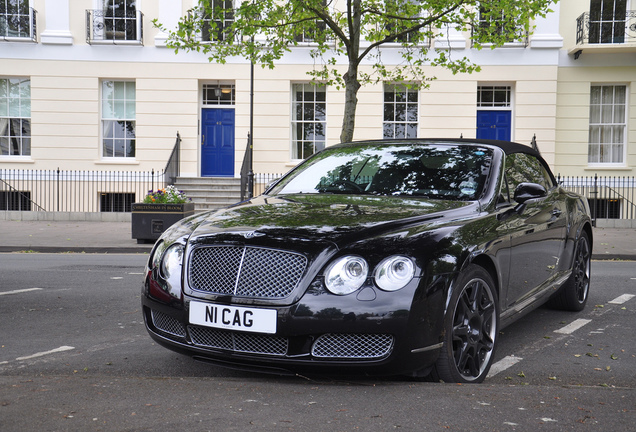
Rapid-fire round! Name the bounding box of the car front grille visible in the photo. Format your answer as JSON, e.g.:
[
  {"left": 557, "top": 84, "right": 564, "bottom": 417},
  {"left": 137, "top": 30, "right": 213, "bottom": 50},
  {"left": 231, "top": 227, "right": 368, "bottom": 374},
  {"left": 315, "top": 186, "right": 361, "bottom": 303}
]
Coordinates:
[
  {"left": 151, "top": 310, "right": 186, "bottom": 338},
  {"left": 188, "top": 245, "right": 307, "bottom": 299},
  {"left": 311, "top": 333, "right": 394, "bottom": 359},
  {"left": 188, "top": 325, "right": 289, "bottom": 356}
]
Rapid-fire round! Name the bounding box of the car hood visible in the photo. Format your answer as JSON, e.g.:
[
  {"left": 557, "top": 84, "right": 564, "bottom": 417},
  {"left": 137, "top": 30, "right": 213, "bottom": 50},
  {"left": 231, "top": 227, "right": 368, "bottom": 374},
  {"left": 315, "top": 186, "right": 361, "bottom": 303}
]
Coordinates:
[{"left": 187, "top": 194, "right": 477, "bottom": 247}]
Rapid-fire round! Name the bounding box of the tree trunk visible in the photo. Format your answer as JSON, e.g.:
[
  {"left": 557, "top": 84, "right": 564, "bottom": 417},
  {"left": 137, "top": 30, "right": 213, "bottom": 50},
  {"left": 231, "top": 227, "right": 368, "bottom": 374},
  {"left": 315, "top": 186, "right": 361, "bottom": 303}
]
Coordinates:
[
  {"left": 340, "top": 69, "right": 361, "bottom": 143},
  {"left": 340, "top": 0, "right": 362, "bottom": 143}
]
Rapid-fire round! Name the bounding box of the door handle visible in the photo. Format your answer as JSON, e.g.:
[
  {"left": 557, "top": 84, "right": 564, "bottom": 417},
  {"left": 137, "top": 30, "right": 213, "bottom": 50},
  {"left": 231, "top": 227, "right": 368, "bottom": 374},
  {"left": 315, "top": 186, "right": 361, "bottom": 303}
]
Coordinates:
[
  {"left": 551, "top": 208, "right": 562, "bottom": 217},
  {"left": 202, "top": 135, "right": 205, "bottom": 146}
]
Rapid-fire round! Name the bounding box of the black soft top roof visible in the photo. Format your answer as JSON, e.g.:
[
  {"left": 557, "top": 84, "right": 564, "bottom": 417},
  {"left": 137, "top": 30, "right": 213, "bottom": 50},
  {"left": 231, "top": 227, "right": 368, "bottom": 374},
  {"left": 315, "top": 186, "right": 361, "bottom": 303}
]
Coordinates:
[{"left": 337, "top": 138, "right": 541, "bottom": 158}]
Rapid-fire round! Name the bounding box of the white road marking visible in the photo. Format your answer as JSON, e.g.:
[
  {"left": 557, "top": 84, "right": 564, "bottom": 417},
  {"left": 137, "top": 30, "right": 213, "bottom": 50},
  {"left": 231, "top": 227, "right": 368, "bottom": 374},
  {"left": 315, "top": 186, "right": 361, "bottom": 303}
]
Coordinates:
[
  {"left": 15, "top": 346, "right": 75, "bottom": 361},
  {"left": 487, "top": 355, "right": 523, "bottom": 378},
  {"left": 0, "top": 288, "right": 43, "bottom": 296},
  {"left": 554, "top": 318, "right": 592, "bottom": 335},
  {"left": 608, "top": 294, "right": 635, "bottom": 305}
]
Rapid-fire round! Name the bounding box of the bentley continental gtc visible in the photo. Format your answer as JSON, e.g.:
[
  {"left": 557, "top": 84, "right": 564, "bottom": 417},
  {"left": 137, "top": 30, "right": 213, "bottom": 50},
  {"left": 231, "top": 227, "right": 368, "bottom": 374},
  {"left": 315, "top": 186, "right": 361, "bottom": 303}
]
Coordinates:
[{"left": 142, "top": 139, "right": 592, "bottom": 383}]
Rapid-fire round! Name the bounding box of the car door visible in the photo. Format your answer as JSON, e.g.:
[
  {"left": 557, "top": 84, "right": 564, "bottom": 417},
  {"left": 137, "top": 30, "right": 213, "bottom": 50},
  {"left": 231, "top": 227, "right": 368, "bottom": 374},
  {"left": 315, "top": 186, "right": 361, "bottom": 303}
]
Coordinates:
[{"left": 499, "top": 153, "right": 567, "bottom": 308}]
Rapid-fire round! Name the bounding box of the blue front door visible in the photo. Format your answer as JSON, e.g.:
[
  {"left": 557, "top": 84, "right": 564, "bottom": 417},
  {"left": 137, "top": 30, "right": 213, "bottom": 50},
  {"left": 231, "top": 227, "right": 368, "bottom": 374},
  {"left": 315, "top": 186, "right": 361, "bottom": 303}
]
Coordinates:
[
  {"left": 201, "top": 108, "right": 235, "bottom": 177},
  {"left": 476, "top": 111, "right": 511, "bottom": 141}
]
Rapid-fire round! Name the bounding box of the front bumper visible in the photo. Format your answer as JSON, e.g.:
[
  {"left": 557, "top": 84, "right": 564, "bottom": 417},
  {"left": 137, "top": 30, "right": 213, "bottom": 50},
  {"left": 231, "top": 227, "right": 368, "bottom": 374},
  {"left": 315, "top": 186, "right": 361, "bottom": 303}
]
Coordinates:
[{"left": 141, "top": 273, "right": 449, "bottom": 377}]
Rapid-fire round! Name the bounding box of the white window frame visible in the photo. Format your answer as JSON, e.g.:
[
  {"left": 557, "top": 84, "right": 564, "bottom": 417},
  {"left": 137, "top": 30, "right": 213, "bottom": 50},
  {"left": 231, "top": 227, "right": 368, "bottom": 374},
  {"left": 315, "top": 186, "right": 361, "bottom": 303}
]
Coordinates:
[
  {"left": 475, "top": 2, "right": 528, "bottom": 47},
  {"left": 91, "top": 0, "right": 142, "bottom": 44},
  {"left": 198, "top": 0, "right": 235, "bottom": 43},
  {"left": 588, "top": 83, "right": 628, "bottom": 166},
  {"left": 291, "top": 83, "right": 327, "bottom": 161},
  {"left": 101, "top": 79, "right": 136, "bottom": 159},
  {"left": 383, "top": 83, "right": 419, "bottom": 139},
  {"left": 0, "top": 0, "right": 36, "bottom": 41},
  {"left": 0, "top": 77, "right": 31, "bottom": 158}
]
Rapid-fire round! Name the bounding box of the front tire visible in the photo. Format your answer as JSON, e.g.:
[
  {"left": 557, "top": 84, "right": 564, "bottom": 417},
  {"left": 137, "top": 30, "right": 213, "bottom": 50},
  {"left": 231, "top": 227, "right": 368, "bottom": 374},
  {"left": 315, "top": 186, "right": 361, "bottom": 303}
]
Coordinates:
[{"left": 430, "top": 265, "right": 499, "bottom": 383}]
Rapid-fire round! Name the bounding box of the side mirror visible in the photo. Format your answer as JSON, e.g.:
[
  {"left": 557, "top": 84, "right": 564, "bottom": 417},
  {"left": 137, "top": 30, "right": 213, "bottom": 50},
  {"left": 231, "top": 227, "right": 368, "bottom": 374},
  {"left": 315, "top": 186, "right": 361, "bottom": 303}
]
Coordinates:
[{"left": 513, "top": 182, "right": 547, "bottom": 204}]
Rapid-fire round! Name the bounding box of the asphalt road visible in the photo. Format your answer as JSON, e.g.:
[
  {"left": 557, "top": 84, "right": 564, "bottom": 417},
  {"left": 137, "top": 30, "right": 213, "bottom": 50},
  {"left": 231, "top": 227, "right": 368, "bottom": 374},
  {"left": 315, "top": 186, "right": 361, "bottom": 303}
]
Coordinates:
[{"left": 0, "top": 254, "right": 634, "bottom": 431}]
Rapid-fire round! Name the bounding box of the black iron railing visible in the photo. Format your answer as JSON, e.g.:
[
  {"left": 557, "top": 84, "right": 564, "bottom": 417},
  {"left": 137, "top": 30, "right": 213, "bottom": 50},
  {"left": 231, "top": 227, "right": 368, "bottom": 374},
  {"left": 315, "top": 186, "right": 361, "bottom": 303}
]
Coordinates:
[
  {"left": 164, "top": 132, "right": 181, "bottom": 186},
  {"left": 86, "top": 9, "right": 143, "bottom": 44},
  {"left": 558, "top": 174, "right": 636, "bottom": 224},
  {"left": 239, "top": 134, "right": 254, "bottom": 201},
  {"left": 0, "top": 168, "right": 164, "bottom": 212},
  {"left": 0, "top": 7, "right": 37, "bottom": 42},
  {"left": 576, "top": 11, "right": 636, "bottom": 45}
]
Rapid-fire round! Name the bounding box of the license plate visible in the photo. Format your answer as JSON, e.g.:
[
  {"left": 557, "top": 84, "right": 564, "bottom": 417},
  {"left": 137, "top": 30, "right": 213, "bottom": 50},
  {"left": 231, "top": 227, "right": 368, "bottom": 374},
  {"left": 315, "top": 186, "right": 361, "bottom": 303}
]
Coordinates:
[{"left": 189, "top": 301, "right": 277, "bottom": 334}]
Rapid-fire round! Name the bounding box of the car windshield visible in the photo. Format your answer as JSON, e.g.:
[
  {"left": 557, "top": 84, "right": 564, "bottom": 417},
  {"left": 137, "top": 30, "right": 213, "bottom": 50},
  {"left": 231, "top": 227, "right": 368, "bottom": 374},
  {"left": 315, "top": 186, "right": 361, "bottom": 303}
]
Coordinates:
[{"left": 269, "top": 143, "right": 493, "bottom": 200}]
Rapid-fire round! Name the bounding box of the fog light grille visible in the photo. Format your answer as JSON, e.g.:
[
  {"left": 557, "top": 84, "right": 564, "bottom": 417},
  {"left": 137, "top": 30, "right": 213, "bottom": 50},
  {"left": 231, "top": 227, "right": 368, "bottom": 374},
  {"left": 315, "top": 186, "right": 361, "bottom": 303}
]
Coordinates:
[
  {"left": 312, "top": 334, "right": 394, "bottom": 359},
  {"left": 151, "top": 310, "right": 186, "bottom": 338},
  {"left": 188, "top": 326, "right": 288, "bottom": 356}
]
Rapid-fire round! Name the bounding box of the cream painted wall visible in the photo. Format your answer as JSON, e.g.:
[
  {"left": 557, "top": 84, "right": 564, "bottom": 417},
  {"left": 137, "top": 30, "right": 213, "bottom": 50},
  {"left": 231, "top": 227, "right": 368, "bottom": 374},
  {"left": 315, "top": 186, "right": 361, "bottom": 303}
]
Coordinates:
[
  {"left": 555, "top": 66, "right": 636, "bottom": 177},
  {"left": 1, "top": 1, "right": 573, "bottom": 178}
]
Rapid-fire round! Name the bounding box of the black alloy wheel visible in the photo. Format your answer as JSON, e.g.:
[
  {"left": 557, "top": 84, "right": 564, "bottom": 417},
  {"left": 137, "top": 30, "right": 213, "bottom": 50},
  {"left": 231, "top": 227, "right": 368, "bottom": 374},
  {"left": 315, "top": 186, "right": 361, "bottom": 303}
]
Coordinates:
[
  {"left": 548, "top": 231, "right": 591, "bottom": 311},
  {"left": 431, "top": 265, "right": 498, "bottom": 383}
]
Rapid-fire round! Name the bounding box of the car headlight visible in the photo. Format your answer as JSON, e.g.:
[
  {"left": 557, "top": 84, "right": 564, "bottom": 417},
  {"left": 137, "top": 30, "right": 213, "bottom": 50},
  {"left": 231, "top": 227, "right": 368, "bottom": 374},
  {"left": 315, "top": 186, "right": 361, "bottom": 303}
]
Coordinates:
[
  {"left": 150, "top": 240, "right": 167, "bottom": 270},
  {"left": 324, "top": 256, "right": 369, "bottom": 295},
  {"left": 375, "top": 256, "right": 415, "bottom": 291},
  {"left": 159, "top": 243, "right": 184, "bottom": 295}
]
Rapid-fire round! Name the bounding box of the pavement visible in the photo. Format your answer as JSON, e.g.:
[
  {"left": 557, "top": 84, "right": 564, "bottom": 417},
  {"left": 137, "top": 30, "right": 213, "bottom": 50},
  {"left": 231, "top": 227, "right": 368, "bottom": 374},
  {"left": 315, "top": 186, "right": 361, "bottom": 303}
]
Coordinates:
[{"left": 0, "top": 219, "right": 634, "bottom": 260}]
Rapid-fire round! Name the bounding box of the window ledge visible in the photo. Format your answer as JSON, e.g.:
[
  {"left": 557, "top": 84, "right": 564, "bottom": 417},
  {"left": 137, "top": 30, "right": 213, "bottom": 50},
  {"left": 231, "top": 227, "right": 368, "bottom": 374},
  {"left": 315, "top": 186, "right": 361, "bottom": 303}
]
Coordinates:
[
  {"left": 88, "top": 40, "right": 143, "bottom": 46},
  {"left": 0, "top": 37, "right": 37, "bottom": 43},
  {"left": 584, "top": 166, "right": 632, "bottom": 172},
  {"left": 0, "top": 156, "right": 34, "bottom": 163},
  {"left": 95, "top": 159, "right": 139, "bottom": 165}
]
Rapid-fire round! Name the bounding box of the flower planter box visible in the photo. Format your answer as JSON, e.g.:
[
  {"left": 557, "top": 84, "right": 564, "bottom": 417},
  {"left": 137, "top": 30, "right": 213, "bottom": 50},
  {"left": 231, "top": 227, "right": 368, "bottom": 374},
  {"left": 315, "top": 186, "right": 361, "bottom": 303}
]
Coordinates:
[{"left": 131, "top": 202, "right": 195, "bottom": 243}]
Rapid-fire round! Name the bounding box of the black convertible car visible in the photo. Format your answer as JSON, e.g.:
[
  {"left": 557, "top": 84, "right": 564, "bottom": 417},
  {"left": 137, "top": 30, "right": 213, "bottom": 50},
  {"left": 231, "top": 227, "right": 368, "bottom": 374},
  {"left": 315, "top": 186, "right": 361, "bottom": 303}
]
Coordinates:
[{"left": 142, "top": 139, "right": 592, "bottom": 383}]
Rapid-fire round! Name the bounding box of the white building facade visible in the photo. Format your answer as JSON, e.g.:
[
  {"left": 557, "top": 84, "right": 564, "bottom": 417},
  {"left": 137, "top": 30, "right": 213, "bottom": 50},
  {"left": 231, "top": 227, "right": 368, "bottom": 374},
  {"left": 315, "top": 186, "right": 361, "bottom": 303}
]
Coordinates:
[{"left": 1, "top": 1, "right": 634, "bottom": 213}]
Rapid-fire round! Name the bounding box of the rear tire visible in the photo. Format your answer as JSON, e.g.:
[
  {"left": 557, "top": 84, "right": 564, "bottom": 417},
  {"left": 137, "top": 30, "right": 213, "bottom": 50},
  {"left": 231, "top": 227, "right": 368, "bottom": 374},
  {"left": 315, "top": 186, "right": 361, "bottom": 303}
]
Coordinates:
[
  {"left": 429, "top": 265, "right": 499, "bottom": 383},
  {"left": 548, "top": 231, "right": 591, "bottom": 312}
]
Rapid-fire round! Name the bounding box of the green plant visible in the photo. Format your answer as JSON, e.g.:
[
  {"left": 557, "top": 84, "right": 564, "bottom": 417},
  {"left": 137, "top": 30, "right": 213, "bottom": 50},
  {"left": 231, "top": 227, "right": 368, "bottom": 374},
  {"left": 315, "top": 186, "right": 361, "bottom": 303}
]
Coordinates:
[{"left": 143, "top": 185, "right": 190, "bottom": 204}]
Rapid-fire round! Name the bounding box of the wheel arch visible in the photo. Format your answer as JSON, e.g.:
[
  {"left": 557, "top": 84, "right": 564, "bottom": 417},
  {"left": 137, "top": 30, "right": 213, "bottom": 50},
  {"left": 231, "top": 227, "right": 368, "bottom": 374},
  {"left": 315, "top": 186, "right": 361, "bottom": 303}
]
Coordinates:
[{"left": 467, "top": 254, "right": 501, "bottom": 300}]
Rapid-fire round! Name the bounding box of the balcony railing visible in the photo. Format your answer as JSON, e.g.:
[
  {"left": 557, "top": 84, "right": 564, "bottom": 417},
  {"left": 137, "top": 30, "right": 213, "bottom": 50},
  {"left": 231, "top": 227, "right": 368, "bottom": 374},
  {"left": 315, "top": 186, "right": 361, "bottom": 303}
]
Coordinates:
[
  {"left": 86, "top": 9, "right": 143, "bottom": 45},
  {"left": 576, "top": 11, "right": 636, "bottom": 45},
  {"left": 0, "top": 7, "right": 37, "bottom": 42}
]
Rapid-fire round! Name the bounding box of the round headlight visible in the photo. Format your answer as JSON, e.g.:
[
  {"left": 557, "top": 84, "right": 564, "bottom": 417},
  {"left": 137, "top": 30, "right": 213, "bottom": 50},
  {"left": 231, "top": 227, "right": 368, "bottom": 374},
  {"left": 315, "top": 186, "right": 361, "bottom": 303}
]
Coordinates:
[
  {"left": 160, "top": 244, "right": 184, "bottom": 280},
  {"left": 150, "top": 240, "right": 167, "bottom": 269},
  {"left": 375, "top": 256, "right": 415, "bottom": 292},
  {"left": 324, "top": 256, "right": 369, "bottom": 295}
]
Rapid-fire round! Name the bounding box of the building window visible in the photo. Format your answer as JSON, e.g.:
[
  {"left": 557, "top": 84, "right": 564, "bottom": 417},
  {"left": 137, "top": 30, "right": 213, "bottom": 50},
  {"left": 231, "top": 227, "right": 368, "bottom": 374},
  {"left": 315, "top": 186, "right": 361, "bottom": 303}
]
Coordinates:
[
  {"left": 87, "top": 0, "right": 142, "bottom": 44},
  {"left": 384, "top": 0, "right": 427, "bottom": 44},
  {"left": 292, "top": 83, "right": 326, "bottom": 160},
  {"left": 102, "top": 80, "right": 136, "bottom": 158},
  {"left": 477, "top": 85, "right": 511, "bottom": 107},
  {"left": 588, "top": 85, "right": 626, "bottom": 164},
  {"left": 588, "top": 0, "right": 627, "bottom": 44},
  {"left": 202, "top": 0, "right": 234, "bottom": 42},
  {"left": 0, "top": 0, "right": 36, "bottom": 40},
  {"left": 294, "top": 0, "right": 327, "bottom": 43},
  {"left": 474, "top": 4, "right": 527, "bottom": 45},
  {"left": 100, "top": 192, "right": 135, "bottom": 212},
  {"left": 383, "top": 84, "right": 418, "bottom": 139},
  {"left": 0, "top": 77, "right": 30, "bottom": 156},
  {"left": 0, "top": 190, "right": 31, "bottom": 211},
  {"left": 103, "top": 0, "right": 138, "bottom": 41},
  {"left": 203, "top": 83, "right": 235, "bottom": 105}
]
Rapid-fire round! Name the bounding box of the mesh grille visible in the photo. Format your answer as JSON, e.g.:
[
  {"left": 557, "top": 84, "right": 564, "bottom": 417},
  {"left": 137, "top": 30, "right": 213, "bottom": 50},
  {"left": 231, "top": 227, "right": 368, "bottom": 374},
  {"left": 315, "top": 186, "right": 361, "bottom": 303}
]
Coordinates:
[
  {"left": 312, "top": 334, "right": 394, "bottom": 359},
  {"left": 151, "top": 310, "right": 186, "bottom": 338},
  {"left": 188, "top": 326, "right": 288, "bottom": 356},
  {"left": 189, "top": 246, "right": 307, "bottom": 298}
]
